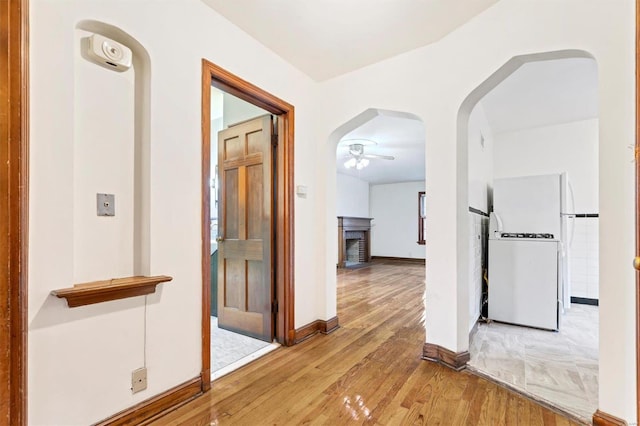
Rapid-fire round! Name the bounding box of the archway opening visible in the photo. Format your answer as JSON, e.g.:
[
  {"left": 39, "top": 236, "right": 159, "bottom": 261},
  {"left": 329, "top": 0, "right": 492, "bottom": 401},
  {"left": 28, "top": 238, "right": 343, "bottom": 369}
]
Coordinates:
[
  {"left": 327, "top": 107, "right": 427, "bottom": 342},
  {"left": 457, "top": 50, "right": 599, "bottom": 421}
]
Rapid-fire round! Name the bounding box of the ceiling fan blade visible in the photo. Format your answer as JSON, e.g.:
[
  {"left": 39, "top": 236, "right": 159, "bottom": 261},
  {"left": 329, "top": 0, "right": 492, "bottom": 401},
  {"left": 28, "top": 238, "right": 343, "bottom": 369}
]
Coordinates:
[{"left": 364, "top": 154, "right": 395, "bottom": 160}]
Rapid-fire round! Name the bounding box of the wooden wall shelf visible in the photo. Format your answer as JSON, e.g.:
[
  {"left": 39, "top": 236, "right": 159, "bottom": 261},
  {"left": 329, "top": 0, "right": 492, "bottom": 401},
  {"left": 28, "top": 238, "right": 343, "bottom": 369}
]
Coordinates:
[{"left": 51, "top": 275, "right": 173, "bottom": 308}]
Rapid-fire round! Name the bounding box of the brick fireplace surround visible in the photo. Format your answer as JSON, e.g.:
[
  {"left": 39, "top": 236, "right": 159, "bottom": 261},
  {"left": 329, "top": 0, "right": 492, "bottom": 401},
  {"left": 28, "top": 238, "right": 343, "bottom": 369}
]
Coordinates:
[{"left": 337, "top": 216, "right": 372, "bottom": 268}]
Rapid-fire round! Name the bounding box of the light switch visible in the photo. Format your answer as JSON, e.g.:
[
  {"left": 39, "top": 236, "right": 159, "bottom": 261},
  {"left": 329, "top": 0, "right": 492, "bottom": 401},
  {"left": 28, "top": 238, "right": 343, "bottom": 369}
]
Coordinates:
[
  {"left": 97, "top": 193, "right": 115, "bottom": 216},
  {"left": 296, "top": 185, "right": 308, "bottom": 197}
]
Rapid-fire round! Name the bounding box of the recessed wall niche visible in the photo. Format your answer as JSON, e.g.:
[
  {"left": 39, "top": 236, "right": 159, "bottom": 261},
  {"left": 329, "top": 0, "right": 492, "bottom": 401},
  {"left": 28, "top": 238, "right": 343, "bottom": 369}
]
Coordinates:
[{"left": 73, "top": 21, "right": 151, "bottom": 283}]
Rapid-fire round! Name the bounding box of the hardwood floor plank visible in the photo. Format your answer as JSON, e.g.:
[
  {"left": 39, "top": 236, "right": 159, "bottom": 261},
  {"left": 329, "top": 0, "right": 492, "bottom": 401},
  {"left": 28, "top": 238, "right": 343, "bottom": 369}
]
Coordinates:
[{"left": 151, "top": 261, "right": 581, "bottom": 426}]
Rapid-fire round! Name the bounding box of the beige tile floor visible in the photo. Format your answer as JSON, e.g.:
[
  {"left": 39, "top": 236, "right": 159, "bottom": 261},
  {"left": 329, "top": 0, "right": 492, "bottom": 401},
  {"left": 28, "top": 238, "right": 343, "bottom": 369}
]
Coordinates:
[
  {"left": 210, "top": 316, "right": 271, "bottom": 373},
  {"left": 468, "top": 304, "right": 598, "bottom": 422}
]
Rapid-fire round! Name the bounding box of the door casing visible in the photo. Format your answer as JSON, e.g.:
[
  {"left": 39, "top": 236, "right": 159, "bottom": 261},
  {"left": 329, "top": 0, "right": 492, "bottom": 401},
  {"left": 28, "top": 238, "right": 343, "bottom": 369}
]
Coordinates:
[
  {"left": 1, "top": 0, "right": 29, "bottom": 424},
  {"left": 201, "top": 59, "right": 295, "bottom": 390}
]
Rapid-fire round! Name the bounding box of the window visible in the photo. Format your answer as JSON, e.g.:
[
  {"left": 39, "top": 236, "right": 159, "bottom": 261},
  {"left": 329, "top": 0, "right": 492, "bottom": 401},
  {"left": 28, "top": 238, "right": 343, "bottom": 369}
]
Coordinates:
[{"left": 418, "top": 191, "right": 426, "bottom": 245}]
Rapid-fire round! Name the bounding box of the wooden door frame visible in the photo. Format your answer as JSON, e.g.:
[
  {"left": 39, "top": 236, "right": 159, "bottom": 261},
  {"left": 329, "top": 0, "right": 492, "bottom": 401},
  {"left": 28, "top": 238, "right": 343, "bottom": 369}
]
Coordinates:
[
  {"left": 201, "top": 59, "right": 295, "bottom": 390},
  {"left": 1, "top": 0, "right": 29, "bottom": 424}
]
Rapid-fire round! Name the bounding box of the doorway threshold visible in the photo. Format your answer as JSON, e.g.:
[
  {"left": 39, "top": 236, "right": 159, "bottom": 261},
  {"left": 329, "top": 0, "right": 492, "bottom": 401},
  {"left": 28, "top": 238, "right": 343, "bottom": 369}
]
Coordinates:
[{"left": 211, "top": 342, "right": 280, "bottom": 381}]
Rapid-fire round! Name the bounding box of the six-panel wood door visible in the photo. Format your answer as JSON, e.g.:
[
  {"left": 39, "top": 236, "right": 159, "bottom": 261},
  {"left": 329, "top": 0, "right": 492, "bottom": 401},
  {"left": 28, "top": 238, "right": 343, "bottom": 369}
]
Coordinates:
[{"left": 217, "top": 115, "right": 274, "bottom": 342}]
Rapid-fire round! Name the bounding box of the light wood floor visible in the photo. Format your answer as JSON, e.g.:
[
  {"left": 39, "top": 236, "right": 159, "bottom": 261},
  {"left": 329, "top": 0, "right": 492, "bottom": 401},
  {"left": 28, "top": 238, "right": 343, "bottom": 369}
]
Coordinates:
[{"left": 152, "top": 260, "right": 580, "bottom": 425}]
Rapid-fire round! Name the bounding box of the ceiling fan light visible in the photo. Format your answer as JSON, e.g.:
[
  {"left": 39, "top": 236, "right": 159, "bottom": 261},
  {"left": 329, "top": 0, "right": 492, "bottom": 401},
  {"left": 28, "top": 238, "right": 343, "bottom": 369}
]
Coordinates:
[
  {"left": 355, "top": 158, "right": 370, "bottom": 170},
  {"left": 344, "top": 158, "right": 356, "bottom": 169}
]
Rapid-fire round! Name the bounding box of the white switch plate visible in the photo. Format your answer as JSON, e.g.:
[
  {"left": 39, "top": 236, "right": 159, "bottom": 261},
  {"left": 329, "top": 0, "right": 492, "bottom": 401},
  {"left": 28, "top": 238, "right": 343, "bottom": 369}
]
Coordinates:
[
  {"left": 131, "top": 367, "right": 147, "bottom": 393},
  {"left": 97, "top": 193, "right": 115, "bottom": 216},
  {"left": 296, "top": 185, "right": 308, "bottom": 197}
]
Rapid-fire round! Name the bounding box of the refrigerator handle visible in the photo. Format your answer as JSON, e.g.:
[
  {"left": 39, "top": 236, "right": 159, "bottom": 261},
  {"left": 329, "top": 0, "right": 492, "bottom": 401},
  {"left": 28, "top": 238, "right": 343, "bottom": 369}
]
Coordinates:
[
  {"left": 568, "top": 181, "right": 576, "bottom": 215},
  {"left": 562, "top": 181, "right": 577, "bottom": 249},
  {"left": 489, "top": 212, "right": 503, "bottom": 238}
]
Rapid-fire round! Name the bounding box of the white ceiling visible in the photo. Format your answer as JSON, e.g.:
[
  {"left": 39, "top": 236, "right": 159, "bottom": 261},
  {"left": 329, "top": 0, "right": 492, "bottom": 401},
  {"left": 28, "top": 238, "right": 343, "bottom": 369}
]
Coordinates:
[
  {"left": 200, "top": 2, "right": 597, "bottom": 184},
  {"left": 338, "top": 58, "right": 597, "bottom": 185},
  {"left": 337, "top": 115, "right": 425, "bottom": 185},
  {"left": 201, "top": 0, "right": 499, "bottom": 81},
  {"left": 480, "top": 57, "right": 598, "bottom": 134}
]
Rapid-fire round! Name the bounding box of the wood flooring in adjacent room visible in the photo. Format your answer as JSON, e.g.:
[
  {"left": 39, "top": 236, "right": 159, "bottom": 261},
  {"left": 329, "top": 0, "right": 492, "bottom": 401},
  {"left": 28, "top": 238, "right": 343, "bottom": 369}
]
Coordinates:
[{"left": 152, "top": 260, "right": 581, "bottom": 425}]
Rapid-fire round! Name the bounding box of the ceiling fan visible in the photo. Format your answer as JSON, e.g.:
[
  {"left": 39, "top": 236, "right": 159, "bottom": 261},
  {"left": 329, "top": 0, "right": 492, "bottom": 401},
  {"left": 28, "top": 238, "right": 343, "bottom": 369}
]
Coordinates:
[{"left": 343, "top": 141, "right": 395, "bottom": 170}]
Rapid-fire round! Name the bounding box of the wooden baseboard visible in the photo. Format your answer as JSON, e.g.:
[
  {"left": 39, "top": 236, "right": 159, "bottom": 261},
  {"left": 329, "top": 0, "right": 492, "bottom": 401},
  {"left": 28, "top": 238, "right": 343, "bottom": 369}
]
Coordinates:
[
  {"left": 422, "top": 343, "right": 470, "bottom": 371},
  {"left": 95, "top": 376, "right": 203, "bottom": 426},
  {"left": 371, "top": 256, "right": 426, "bottom": 265},
  {"left": 593, "top": 409, "right": 628, "bottom": 426},
  {"left": 294, "top": 316, "right": 340, "bottom": 344},
  {"left": 200, "top": 369, "right": 211, "bottom": 392},
  {"left": 320, "top": 316, "right": 340, "bottom": 334}
]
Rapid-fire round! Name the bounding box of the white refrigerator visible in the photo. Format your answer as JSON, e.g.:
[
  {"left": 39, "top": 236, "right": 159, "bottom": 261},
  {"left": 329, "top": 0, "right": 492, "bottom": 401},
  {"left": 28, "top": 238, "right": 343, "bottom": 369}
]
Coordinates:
[{"left": 488, "top": 173, "right": 574, "bottom": 330}]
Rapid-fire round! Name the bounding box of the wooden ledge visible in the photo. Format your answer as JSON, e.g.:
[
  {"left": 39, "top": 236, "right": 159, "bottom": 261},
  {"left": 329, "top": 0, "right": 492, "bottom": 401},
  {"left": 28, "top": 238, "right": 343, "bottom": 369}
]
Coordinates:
[
  {"left": 593, "top": 409, "right": 628, "bottom": 425},
  {"left": 52, "top": 275, "right": 173, "bottom": 308}
]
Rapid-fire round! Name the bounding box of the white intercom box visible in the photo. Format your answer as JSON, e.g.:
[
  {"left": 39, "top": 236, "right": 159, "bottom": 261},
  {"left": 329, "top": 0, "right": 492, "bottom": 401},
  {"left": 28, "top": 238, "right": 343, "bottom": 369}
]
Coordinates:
[{"left": 86, "top": 34, "right": 132, "bottom": 72}]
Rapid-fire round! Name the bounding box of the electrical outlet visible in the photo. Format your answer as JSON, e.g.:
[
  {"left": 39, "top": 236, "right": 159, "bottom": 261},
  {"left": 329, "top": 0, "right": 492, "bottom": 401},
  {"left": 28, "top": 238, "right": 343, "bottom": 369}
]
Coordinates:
[{"left": 131, "top": 367, "right": 147, "bottom": 393}]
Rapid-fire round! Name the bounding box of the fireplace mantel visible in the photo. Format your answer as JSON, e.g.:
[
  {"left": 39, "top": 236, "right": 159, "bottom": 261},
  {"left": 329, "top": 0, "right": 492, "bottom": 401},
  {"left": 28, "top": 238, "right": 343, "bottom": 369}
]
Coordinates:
[{"left": 337, "top": 217, "right": 372, "bottom": 268}]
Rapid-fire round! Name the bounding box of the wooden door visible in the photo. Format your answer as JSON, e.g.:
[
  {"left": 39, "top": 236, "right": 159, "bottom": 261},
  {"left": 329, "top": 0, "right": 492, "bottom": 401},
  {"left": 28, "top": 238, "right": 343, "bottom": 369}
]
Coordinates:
[{"left": 217, "top": 115, "right": 274, "bottom": 341}]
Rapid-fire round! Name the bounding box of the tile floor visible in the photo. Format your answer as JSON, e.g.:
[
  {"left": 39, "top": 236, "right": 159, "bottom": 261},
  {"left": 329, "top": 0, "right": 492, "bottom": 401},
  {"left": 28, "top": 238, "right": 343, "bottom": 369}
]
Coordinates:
[
  {"left": 210, "top": 316, "right": 272, "bottom": 374},
  {"left": 468, "top": 303, "right": 599, "bottom": 422}
]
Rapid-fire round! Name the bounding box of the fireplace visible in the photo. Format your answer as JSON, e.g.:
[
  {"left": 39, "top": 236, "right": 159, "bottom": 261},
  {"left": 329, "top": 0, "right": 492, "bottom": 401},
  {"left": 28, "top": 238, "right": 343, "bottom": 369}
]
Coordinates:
[{"left": 338, "top": 217, "right": 372, "bottom": 268}]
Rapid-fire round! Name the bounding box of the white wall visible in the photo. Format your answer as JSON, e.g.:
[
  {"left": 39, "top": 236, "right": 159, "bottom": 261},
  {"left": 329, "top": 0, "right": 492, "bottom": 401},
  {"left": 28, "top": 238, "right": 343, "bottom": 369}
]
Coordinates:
[
  {"left": 467, "top": 102, "right": 493, "bottom": 330},
  {"left": 28, "top": 0, "right": 637, "bottom": 423},
  {"left": 222, "top": 92, "right": 268, "bottom": 128},
  {"left": 468, "top": 102, "right": 494, "bottom": 213},
  {"left": 369, "top": 182, "right": 426, "bottom": 259},
  {"left": 73, "top": 29, "right": 136, "bottom": 283},
  {"left": 336, "top": 173, "right": 369, "bottom": 218},
  {"left": 493, "top": 118, "right": 599, "bottom": 213},
  {"left": 571, "top": 217, "right": 600, "bottom": 299},
  {"left": 29, "top": 1, "right": 319, "bottom": 424},
  {"left": 316, "top": 0, "right": 635, "bottom": 421}
]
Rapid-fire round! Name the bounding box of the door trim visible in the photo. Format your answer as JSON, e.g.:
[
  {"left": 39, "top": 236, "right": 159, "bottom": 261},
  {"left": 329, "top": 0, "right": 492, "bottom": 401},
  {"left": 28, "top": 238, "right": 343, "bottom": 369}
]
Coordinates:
[
  {"left": 201, "top": 59, "right": 295, "bottom": 390},
  {"left": 1, "top": 0, "right": 29, "bottom": 424}
]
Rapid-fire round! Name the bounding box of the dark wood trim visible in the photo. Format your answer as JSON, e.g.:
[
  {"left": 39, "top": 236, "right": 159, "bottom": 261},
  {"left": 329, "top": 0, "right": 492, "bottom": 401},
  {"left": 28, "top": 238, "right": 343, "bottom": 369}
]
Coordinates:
[
  {"left": 201, "top": 59, "right": 296, "bottom": 391},
  {"left": 320, "top": 316, "right": 340, "bottom": 334},
  {"left": 422, "top": 343, "right": 470, "bottom": 371},
  {"left": 294, "top": 321, "right": 320, "bottom": 343},
  {"left": 51, "top": 275, "right": 172, "bottom": 308},
  {"left": 371, "top": 256, "right": 426, "bottom": 265},
  {"left": 95, "top": 376, "right": 203, "bottom": 426},
  {"left": 1, "top": 0, "right": 29, "bottom": 424},
  {"left": 294, "top": 317, "right": 340, "bottom": 344},
  {"left": 593, "top": 409, "right": 628, "bottom": 426},
  {"left": 201, "top": 61, "right": 212, "bottom": 392},
  {"left": 418, "top": 191, "right": 426, "bottom": 245}
]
